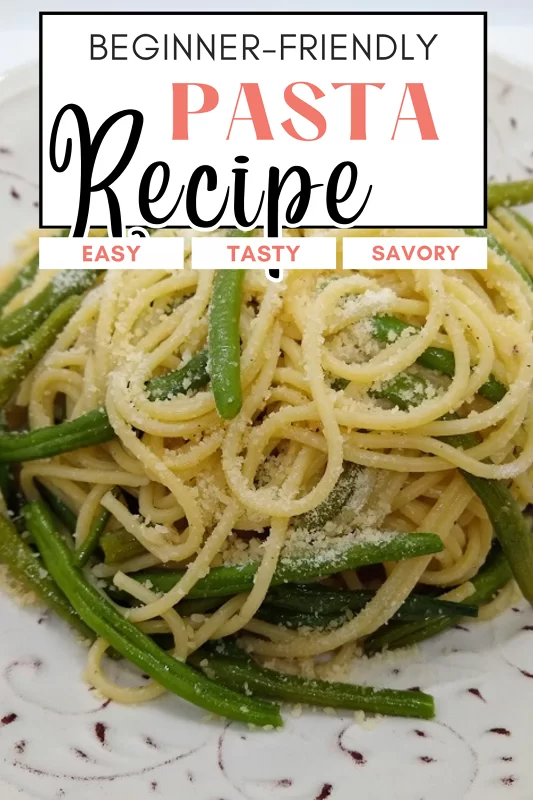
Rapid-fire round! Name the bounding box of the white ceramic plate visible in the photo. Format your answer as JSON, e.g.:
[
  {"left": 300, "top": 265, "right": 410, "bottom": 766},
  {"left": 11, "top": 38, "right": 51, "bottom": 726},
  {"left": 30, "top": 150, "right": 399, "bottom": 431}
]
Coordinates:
[{"left": 1, "top": 56, "right": 533, "bottom": 800}]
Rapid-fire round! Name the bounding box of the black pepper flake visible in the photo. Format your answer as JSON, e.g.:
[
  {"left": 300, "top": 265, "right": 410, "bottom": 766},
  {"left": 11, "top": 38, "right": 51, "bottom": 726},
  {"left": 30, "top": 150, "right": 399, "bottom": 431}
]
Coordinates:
[
  {"left": 509, "top": 117, "right": 517, "bottom": 129},
  {"left": 9, "top": 186, "right": 20, "bottom": 200}
]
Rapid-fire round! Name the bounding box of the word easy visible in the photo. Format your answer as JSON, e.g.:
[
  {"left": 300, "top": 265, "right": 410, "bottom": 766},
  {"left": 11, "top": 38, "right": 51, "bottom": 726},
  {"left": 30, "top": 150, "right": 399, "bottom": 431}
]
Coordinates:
[{"left": 82, "top": 244, "right": 141, "bottom": 262}]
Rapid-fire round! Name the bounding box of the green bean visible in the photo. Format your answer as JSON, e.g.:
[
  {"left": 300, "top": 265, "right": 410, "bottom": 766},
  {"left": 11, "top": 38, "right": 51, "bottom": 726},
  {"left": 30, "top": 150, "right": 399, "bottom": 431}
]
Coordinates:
[
  {"left": 0, "top": 253, "right": 39, "bottom": 315},
  {"left": 0, "top": 407, "right": 115, "bottom": 463},
  {"left": 256, "top": 599, "right": 477, "bottom": 631},
  {"left": 292, "top": 462, "right": 364, "bottom": 532},
  {"left": 189, "top": 642, "right": 435, "bottom": 719},
  {"left": 512, "top": 210, "right": 533, "bottom": 237},
  {"left": 0, "top": 269, "right": 101, "bottom": 348},
  {"left": 35, "top": 481, "right": 77, "bottom": 534},
  {"left": 463, "top": 548, "right": 513, "bottom": 605},
  {"left": 0, "top": 415, "right": 16, "bottom": 512},
  {"left": 74, "top": 500, "right": 113, "bottom": 568},
  {"left": 101, "top": 527, "right": 146, "bottom": 565},
  {"left": 487, "top": 179, "right": 533, "bottom": 209},
  {"left": 369, "top": 372, "right": 434, "bottom": 410},
  {"left": 370, "top": 315, "right": 506, "bottom": 404},
  {"left": 365, "top": 616, "right": 455, "bottom": 654},
  {"left": 465, "top": 228, "right": 533, "bottom": 290},
  {"left": 459, "top": 472, "right": 533, "bottom": 606},
  {"left": 145, "top": 350, "right": 209, "bottom": 401},
  {"left": 0, "top": 513, "right": 93, "bottom": 641},
  {"left": 370, "top": 377, "right": 482, "bottom": 448},
  {"left": 208, "top": 270, "right": 244, "bottom": 420},
  {"left": 265, "top": 583, "right": 479, "bottom": 621},
  {"left": 0, "top": 295, "right": 82, "bottom": 407},
  {"left": 112, "top": 590, "right": 223, "bottom": 617},
  {"left": 178, "top": 596, "right": 224, "bottom": 616},
  {"left": 0, "top": 461, "right": 14, "bottom": 511},
  {"left": 255, "top": 605, "right": 348, "bottom": 630},
  {"left": 127, "top": 532, "right": 444, "bottom": 599},
  {"left": 24, "top": 500, "right": 282, "bottom": 727},
  {"left": 365, "top": 549, "right": 511, "bottom": 654}
]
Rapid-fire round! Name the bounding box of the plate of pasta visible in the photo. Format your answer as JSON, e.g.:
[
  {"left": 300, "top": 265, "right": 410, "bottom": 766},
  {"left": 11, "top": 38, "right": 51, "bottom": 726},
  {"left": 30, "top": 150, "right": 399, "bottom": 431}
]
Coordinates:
[{"left": 1, "top": 56, "right": 533, "bottom": 800}]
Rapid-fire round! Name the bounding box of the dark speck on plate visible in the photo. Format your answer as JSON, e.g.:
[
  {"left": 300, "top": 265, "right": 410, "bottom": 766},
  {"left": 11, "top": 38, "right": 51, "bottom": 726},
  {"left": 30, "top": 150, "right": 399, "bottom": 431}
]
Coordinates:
[
  {"left": 315, "top": 784, "right": 333, "bottom": 800},
  {"left": 467, "top": 688, "right": 486, "bottom": 702},
  {"left": 519, "top": 668, "right": 533, "bottom": 679},
  {"left": 95, "top": 721, "right": 107, "bottom": 745}
]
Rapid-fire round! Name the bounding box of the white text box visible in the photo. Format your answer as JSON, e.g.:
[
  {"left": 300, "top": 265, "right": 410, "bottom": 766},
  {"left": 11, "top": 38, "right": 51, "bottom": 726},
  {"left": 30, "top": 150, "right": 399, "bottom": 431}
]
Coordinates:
[
  {"left": 39, "top": 236, "right": 184, "bottom": 270},
  {"left": 342, "top": 236, "right": 487, "bottom": 269},
  {"left": 192, "top": 236, "right": 337, "bottom": 270},
  {"left": 41, "top": 13, "right": 485, "bottom": 230}
]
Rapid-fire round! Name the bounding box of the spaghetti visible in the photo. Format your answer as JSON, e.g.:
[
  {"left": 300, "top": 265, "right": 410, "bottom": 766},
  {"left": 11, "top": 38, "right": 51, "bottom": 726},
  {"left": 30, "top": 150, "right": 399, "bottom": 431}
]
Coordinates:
[{"left": 1, "top": 196, "right": 533, "bottom": 722}]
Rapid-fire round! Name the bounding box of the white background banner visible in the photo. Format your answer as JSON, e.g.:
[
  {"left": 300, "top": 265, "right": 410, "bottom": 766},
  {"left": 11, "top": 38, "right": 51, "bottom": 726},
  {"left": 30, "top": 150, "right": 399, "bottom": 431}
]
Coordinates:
[{"left": 40, "top": 12, "right": 486, "bottom": 232}]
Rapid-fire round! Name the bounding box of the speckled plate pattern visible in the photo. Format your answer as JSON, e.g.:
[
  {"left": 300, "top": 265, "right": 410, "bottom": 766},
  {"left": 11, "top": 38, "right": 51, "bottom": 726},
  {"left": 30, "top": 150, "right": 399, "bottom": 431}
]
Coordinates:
[{"left": 1, "top": 56, "right": 533, "bottom": 800}]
